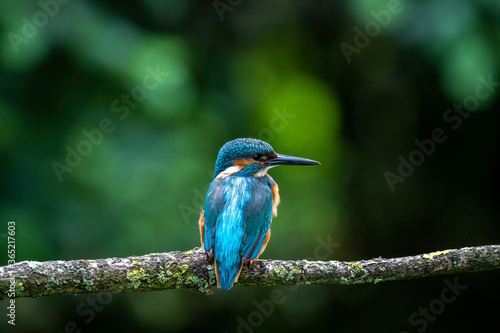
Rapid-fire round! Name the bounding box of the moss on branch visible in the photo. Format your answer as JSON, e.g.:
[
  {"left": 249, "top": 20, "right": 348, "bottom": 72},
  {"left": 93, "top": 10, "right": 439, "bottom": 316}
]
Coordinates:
[{"left": 1, "top": 245, "right": 499, "bottom": 299}]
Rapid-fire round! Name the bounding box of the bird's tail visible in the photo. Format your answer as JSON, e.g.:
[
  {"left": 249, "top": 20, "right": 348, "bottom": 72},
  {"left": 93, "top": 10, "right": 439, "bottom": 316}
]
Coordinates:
[
  {"left": 214, "top": 258, "right": 243, "bottom": 290},
  {"left": 214, "top": 209, "right": 246, "bottom": 290},
  {"left": 214, "top": 229, "right": 244, "bottom": 290}
]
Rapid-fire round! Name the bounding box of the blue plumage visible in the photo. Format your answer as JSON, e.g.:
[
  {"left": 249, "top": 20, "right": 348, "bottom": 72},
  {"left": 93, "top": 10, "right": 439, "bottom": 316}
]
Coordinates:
[{"left": 199, "top": 138, "right": 319, "bottom": 290}]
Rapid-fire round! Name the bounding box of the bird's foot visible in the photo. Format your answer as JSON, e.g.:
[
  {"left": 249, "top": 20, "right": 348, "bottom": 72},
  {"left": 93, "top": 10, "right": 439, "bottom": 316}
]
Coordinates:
[{"left": 242, "top": 258, "right": 256, "bottom": 266}]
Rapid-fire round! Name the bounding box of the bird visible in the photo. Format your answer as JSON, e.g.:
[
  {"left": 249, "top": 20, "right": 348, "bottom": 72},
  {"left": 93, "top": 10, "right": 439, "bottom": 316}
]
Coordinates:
[{"left": 198, "top": 138, "right": 320, "bottom": 290}]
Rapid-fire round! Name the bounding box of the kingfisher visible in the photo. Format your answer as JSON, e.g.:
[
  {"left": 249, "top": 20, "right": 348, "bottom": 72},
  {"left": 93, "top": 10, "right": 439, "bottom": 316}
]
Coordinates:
[{"left": 198, "top": 138, "right": 320, "bottom": 290}]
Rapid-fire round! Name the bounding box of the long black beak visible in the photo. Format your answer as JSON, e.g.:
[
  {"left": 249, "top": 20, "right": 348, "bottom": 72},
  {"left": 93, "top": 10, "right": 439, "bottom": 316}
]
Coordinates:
[{"left": 267, "top": 154, "right": 320, "bottom": 166}]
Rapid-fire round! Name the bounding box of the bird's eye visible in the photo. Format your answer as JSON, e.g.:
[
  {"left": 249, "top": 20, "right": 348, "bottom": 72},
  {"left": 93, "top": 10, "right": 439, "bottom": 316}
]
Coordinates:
[{"left": 252, "top": 153, "right": 267, "bottom": 162}]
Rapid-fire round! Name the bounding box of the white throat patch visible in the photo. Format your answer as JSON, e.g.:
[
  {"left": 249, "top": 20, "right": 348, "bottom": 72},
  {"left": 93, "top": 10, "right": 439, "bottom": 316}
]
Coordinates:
[{"left": 254, "top": 166, "right": 276, "bottom": 177}]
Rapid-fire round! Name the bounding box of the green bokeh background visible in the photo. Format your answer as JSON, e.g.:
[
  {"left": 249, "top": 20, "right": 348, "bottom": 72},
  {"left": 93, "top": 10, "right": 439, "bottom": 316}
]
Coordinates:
[{"left": 1, "top": 0, "right": 499, "bottom": 332}]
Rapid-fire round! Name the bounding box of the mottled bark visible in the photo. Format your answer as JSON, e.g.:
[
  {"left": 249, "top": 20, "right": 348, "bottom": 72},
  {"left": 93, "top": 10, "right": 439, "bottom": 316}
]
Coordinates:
[{"left": 1, "top": 245, "right": 499, "bottom": 299}]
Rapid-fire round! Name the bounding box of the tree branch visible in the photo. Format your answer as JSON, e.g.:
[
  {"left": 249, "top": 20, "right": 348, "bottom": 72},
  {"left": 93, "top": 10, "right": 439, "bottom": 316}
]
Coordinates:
[{"left": 1, "top": 245, "right": 499, "bottom": 299}]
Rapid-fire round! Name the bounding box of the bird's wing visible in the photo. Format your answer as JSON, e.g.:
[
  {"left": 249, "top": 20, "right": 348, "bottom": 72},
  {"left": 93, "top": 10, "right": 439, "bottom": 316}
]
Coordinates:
[
  {"left": 240, "top": 177, "right": 274, "bottom": 261},
  {"left": 202, "top": 178, "right": 225, "bottom": 252}
]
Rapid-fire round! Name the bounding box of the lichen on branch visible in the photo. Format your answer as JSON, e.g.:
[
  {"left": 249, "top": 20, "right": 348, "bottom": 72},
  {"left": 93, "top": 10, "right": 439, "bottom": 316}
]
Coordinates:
[{"left": 1, "top": 245, "right": 499, "bottom": 299}]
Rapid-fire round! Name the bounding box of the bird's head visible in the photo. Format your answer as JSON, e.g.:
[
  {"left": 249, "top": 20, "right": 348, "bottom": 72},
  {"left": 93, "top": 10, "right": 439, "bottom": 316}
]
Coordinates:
[{"left": 213, "top": 138, "right": 320, "bottom": 178}]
